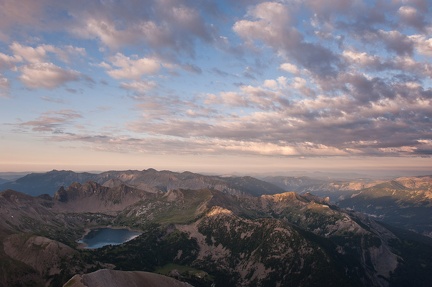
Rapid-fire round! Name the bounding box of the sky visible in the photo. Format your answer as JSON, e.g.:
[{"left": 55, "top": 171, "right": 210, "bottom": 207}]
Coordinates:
[{"left": 0, "top": 0, "right": 431, "bottom": 175}]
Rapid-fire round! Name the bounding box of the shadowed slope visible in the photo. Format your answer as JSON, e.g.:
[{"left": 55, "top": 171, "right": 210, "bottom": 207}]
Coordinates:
[{"left": 64, "top": 269, "right": 192, "bottom": 287}]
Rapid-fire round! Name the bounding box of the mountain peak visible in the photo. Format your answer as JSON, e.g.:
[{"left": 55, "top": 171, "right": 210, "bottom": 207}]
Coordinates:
[{"left": 206, "top": 206, "right": 234, "bottom": 217}]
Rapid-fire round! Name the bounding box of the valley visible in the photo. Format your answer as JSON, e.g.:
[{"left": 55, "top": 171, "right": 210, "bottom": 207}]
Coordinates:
[{"left": 0, "top": 169, "right": 431, "bottom": 286}]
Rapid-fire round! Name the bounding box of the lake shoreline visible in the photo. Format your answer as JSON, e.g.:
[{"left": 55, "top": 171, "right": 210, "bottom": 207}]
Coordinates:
[{"left": 77, "top": 225, "right": 142, "bottom": 250}]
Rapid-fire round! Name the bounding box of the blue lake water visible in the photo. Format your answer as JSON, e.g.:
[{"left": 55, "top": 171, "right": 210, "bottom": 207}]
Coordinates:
[{"left": 79, "top": 228, "right": 141, "bottom": 249}]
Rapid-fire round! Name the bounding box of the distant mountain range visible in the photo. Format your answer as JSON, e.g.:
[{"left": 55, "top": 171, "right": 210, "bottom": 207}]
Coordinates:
[
  {"left": 263, "top": 175, "right": 380, "bottom": 201},
  {"left": 0, "top": 169, "right": 284, "bottom": 197},
  {"left": 265, "top": 175, "right": 432, "bottom": 237},
  {"left": 0, "top": 169, "right": 432, "bottom": 286},
  {"left": 338, "top": 176, "right": 432, "bottom": 237},
  {"left": 2, "top": 170, "right": 431, "bottom": 237}
]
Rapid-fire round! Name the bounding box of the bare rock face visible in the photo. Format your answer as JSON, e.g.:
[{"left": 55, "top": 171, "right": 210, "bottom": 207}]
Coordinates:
[{"left": 63, "top": 269, "right": 193, "bottom": 287}]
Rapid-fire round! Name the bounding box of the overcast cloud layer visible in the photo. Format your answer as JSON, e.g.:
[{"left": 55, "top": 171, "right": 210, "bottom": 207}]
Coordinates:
[{"left": 0, "top": 0, "right": 431, "bottom": 171}]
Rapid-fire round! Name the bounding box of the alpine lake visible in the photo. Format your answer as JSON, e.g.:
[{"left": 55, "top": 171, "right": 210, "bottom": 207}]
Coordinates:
[{"left": 78, "top": 227, "right": 142, "bottom": 249}]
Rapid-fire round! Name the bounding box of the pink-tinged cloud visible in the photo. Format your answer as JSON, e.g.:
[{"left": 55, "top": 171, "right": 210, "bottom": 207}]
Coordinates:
[
  {"left": 1, "top": 0, "right": 432, "bottom": 167},
  {"left": 105, "top": 53, "right": 161, "bottom": 80},
  {"left": 19, "top": 63, "right": 80, "bottom": 89},
  {"left": 20, "top": 110, "right": 82, "bottom": 132},
  {"left": 0, "top": 74, "right": 9, "bottom": 97}
]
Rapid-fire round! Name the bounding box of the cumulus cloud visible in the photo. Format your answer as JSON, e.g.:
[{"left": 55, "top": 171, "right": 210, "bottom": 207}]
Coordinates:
[
  {"left": 0, "top": 42, "right": 86, "bottom": 89},
  {"left": 398, "top": 5, "right": 426, "bottom": 30},
  {"left": 9, "top": 42, "right": 86, "bottom": 64},
  {"left": 409, "top": 35, "right": 432, "bottom": 56},
  {"left": 72, "top": 17, "right": 137, "bottom": 50},
  {"left": 280, "top": 63, "right": 300, "bottom": 74},
  {"left": 19, "top": 63, "right": 80, "bottom": 89},
  {"left": 3, "top": 0, "right": 432, "bottom": 160},
  {"left": 104, "top": 53, "right": 161, "bottom": 80},
  {"left": 10, "top": 42, "right": 50, "bottom": 63},
  {"left": 233, "top": 2, "right": 341, "bottom": 78},
  {"left": 0, "top": 51, "right": 21, "bottom": 69},
  {"left": 68, "top": 0, "right": 214, "bottom": 56},
  {"left": 123, "top": 65, "right": 432, "bottom": 157},
  {"left": 377, "top": 30, "right": 415, "bottom": 56}
]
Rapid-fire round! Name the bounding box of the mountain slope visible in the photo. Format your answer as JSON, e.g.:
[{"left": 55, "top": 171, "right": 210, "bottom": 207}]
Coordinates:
[
  {"left": 86, "top": 186, "right": 404, "bottom": 286},
  {"left": 64, "top": 269, "right": 193, "bottom": 287},
  {"left": 53, "top": 181, "right": 157, "bottom": 214},
  {"left": 338, "top": 176, "right": 432, "bottom": 236},
  {"left": 3, "top": 234, "right": 77, "bottom": 274},
  {"left": 1, "top": 172, "right": 432, "bottom": 286},
  {"left": 177, "top": 207, "right": 356, "bottom": 286},
  {"left": 0, "top": 189, "right": 59, "bottom": 233}
]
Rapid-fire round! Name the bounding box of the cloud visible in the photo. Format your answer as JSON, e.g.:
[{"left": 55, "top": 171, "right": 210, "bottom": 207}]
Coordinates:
[
  {"left": 122, "top": 65, "right": 432, "bottom": 157},
  {"left": 0, "top": 0, "right": 49, "bottom": 37},
  {"left": 233, "top": 3, "right": 293, "bottom": 47},
  {"left": 409, "top": 35, "right": 432, "bottom": 56},
  {"left": 206, "top": 77, "right": 291, "bottom": 110},
  {"left": 19, "top": 67, "right": 432, "bottom": 158},
  {"left": 233, "top": 2, "right": 341, "bottom": 78},
  {"left": 20, "top": 110, "right": 82, "bottom": 133},
  {"left": 0, "top": 42, "right": 87, "bottom": 90},
  {"left": 181, "top": 63, "right": 202, "bottom": 74},
  {"left": 69, "top": 0, "right": 215, "bottom": 56},
  {"left": 0, "top": 74, "right": 9, "bottom": 97},
  {"left": 2, "top": 0, "right": 432, "bottom": 161},
  {"left": 104, "top": 53, "right": 161, "bottom": 80},
  {"left": 377, "top": 30, "right": 415, "bottom": 56},
  {"left": 10, "top": 42, "right": 50, "bottom": 63},
  {"left": 1, "top": 0, "right": 217, "bottom": 61},
  {"left": 120, "top": 81, "right": 157, "bottom": 93},
  {"left": 19, "top": 63, "right": 80, "bottom": 89},
  {"left": 9, "top": 42, "right": 86, "bottom": 64},
  {"left": 398, "top": 5, "right": 426, "bottom": 30},
  {"left": 0, "top": 51, "right": 21, "bottom": 69},
  {"left": 280, "top": 63, "right": 299, "bottom": 74},
  {"left": 72, "top": 17, "right": 137, "bottom": 50},
  {"left": 305, "top": 0, "right": 358, "bottom": 17},
  {"left": 41, "top": 96, "right": 66, "bottom": 104}
]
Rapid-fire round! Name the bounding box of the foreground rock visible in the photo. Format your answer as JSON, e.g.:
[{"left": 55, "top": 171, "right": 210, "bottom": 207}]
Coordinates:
[{"left": 64, "top": 269, "right": 193, "bottom": 287}]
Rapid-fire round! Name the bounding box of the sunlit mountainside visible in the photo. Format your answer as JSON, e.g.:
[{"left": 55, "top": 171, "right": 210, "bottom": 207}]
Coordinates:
[{"left": 1, "top": 169, "right": 432, "bottom": 287}]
